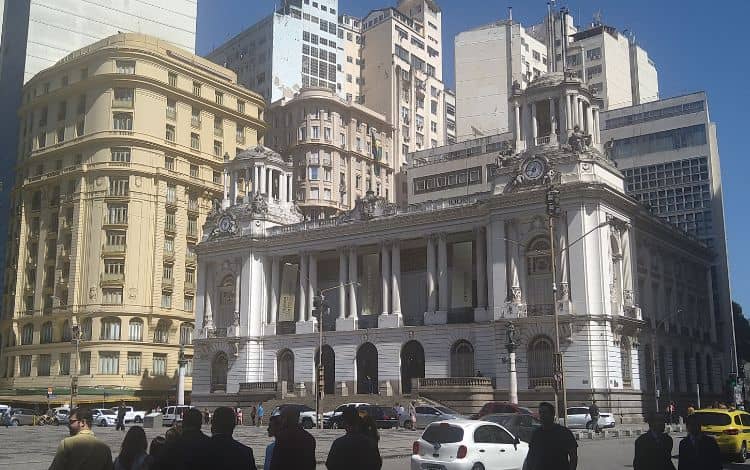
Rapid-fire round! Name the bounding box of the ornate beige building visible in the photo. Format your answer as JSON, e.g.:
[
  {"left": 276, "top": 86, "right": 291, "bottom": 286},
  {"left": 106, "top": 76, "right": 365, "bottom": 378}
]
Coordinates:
[
  {"left": 266, "top": 87, "right": 394, "bottom": 219},
  {"left": 0, "top": 34, "right": 266, "bottom": 403}
]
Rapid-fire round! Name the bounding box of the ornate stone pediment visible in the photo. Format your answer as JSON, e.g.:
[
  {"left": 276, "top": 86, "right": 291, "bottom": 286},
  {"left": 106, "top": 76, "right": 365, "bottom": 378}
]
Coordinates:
[{"left": 339, "top": 190, "right": 397, "bottom": 223}]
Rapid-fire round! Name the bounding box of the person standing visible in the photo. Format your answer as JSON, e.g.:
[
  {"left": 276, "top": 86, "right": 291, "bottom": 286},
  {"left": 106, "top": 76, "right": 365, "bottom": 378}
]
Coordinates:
[
  {"left": 633, "top": 412, "right": 676, "bottom": 470},
  {"left": 203, "top": 409, "right": 210, "bottom": 425},
  {"left": 114, "top": 426, "right": 150, "bottom": 470},
  {"left": 263, "top": 415, "right": 281, "bottom": 470},
  {"left": 588, "top": 400, "right": 600, "bottom": 433},
  {"left": 160, "top": 408, "right": 211, "bottom": 470},
  {"left": 257, "top": 403, "right": 264, "bottom": 427},
  {"left": 408, "top": 401, "right": 417, "bottom": 430},
  {"left": 208, "top": 407, "right": 258, "bottom": 470},
  {"left": 251, "top": 406, "right": 257, "bottom": 426},
  {"left": 48, "top": 407, "right": 113, "bottom": 470},
  {"left": 326, "top": 407, "right": 382, "bottom": 470},
  {"left": 236, "top": 407, "right": 243, "bottom": 426},
  {"left": 678, "top": 414, "right": 721, "bottom": 470},
  {"left": 270, "top": 407, "right": 316, "bottom": 470},
  {"left": 116, "top": 401, "right": 127, "bottom": 431},
  {"left": 525, "top": 402, "right": 578, "bottom": 470}
]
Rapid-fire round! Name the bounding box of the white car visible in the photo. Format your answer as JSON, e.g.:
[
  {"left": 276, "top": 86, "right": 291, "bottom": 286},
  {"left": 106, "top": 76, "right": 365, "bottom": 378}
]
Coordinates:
[
  {"left": 411, "top": 419, "right": 528, "bottom": 470},
  {"left": 271, "top": 404, "right": 317, "bottom": 429},
  {"left": 92, "top": 408, "right": 118, "bottom": 427},
  {"left": 562, "top": 406, "right": 616, "bottom": 430},
  {"left": 110, "top": 406, "right": 146, "bottom": 424},
  {"left": 162, "top": 405, "right": 194, "bottom": 427}
]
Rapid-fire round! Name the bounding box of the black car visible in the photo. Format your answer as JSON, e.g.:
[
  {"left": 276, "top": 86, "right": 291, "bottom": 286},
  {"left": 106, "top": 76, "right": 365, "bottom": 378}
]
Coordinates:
[
  {"left": 480, "top": 412, "right": 541, "bottom": 443},
  {"left": 270, "top": 403, "right": 317, "bottom": 428},
  {"left": 327, "top": 405, "right": 398, "bottom": 429}
]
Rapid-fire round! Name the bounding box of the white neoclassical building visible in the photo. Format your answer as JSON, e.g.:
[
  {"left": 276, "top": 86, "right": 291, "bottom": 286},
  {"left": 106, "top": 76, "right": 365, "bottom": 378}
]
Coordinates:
[{"left": 191, "top": 74, "right": 728, "bottom": 419}]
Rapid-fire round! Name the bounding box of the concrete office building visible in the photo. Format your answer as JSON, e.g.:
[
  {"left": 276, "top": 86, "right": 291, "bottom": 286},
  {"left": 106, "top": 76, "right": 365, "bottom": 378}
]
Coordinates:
[
  {"left": 190, "top": 73, "right": 726, "bottom": 418},
  {"left": 455, "top": 9, "right": 658, "bottom": 141},
  {"left": 359, "top": 0, "right": 447, "bottom": 166},
  {"left": 0, "top": 0, "right": 199, "bottom": 314},
  {"left": 206, "top": 0, "right": 343, "bottom": 104},
  {"left": 444, "top": 88, "right": 456, "bottom": 144},
  {"left": 266, "top": 87, "right": 394, "bottom": 219},
  {"left": 0, "top": 34, "right": 266, "bottom": 403},
  {"left": 601, "top": 92, "right": 736, "bottom": 375}
]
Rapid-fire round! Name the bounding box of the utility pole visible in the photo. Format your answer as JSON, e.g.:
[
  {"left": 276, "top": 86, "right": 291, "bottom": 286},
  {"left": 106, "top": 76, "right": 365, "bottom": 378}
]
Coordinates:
[
  {"left": 547, "top": 184, "right": 567, "bottom": 426},
  {"left": 312, "top": 292, "right": 327, "bottom": 429},
  {"left": 177, "top": 345, "right": 187, "bottom": 406},
  {"left": 69, "top": 324, "right": 81, "bottom": 409}
]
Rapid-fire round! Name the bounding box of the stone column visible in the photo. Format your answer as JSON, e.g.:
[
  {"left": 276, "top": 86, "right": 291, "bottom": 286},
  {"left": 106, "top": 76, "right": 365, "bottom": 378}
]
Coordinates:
[
  {"left": 577, "top": 98, "right": 585, "bottom": 130},
  {"left": 548, "top": 97, "right": 556, "bottom": 136},
  {"left": 621, "top": 226, "right": 633, "bottom": 306},
  {"left": 338, "top": 250, "right": 347, "bottom": 320},
  {"left": 245, "top": 168, "right": 251, "bottom": 194},
  {"left": 475, "top": 227, "right": 487, "bottom": 311},
  {"left": 566, "top": 94, "right": 574, "bottom": 129},
  {"left": 586, "top": 102, "right": 594, "bottom": 137},
  {"left": 531, "top": 101, "right": 538, "bottom": 143},
  {"left": 229, "top": 171, "right": 238, "bottom": 204},
  {"left": 348, "top": 247, "right": 358, "bottom": 319},
  {"left": 391, "top": 241, "right": 402, "bottom": 317},
  {"left": 298, "top": 253, "right": 307, "bottom": 323},
  {"left": 234, "top": 272, "right": 241, "bottom": 329},
  {"left": 513, "top": 103, "right": 522, "bottom": 144},
  {"left": 437, "top": 234, "right": 448, "bottom": 313},
  {"left": 593, "top": 109, "right": 600, "bottom": 143},
  {"left": 254, "top": 166, "right": 260, "bottom": 193},
  {"left": 381, "top": 242, "right": 390, "bottom": 316},
  {"left": 308, "top": 252, "right": 317, "bottom": 322},
  {"left": 279, "top": 171, "right": 286, "bottom": 202},
  {"left": 270, "top": 257, "right": 280, "bottom": 324},
  {"left": 259, "top": 165, "right": 266, "bottom": 195},
  {"left": 426, "top": 235, "right": 437, "bottom": 314},
  {"left": 177, "top": 353, "right": 186, "bottom": 405}
]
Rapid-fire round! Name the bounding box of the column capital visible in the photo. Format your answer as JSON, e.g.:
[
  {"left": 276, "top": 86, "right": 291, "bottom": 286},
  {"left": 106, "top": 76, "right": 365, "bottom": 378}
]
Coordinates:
[
  {"left": 380, "top": 239, "right": 392, "bottom": 249},
  {"left": 473, "top": 226, "right": 486, "bottom": 236}
]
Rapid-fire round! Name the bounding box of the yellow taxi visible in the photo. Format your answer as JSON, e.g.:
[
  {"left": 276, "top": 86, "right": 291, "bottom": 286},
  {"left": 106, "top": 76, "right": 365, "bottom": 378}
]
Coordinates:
[{"left": 694, "top": 408, "right": 750, "bottom": 462}]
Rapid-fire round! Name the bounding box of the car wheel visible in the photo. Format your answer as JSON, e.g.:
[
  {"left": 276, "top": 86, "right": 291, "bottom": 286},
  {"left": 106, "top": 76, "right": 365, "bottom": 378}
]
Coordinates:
[
  {"left": 332, "top": 421, "right": 340, "bottom": 429},
  {"left": 739, "top": 442, "right": 747, "bottom": 463},
  {"left": 134, "top": 416, "right": 143, "bottom": 424},
  {"left": 302, "top": 418, "right": 313, "bottom": 429},
  {"left": 585, "top": 421, "right": 593, "bottom": 430},
  {"left": 471, "top": 464, "right": 485, "bottom": 470},
  {"left": 100, "top": 419, "right": 108, "bottom": 427},
  {"left": 11, "top": 419, "right": 19, "bottom": 426}
]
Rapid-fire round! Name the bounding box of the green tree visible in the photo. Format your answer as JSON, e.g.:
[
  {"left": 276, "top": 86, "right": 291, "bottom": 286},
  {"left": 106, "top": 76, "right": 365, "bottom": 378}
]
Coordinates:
[{"left": 733, "top": 302, "right": 750, "bottom": 367}]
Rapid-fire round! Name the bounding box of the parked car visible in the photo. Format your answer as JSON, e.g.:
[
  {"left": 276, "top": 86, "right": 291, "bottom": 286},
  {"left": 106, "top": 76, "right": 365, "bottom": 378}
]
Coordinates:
[
  {"left": 270, "top": 404, "right": 317, "bottom": 429},
  {"left": 162, "top": 405, "right": 193, "bottom": 427},
  {"left": 325, "top": 405, "right": 399, "bottom": 429},
  {"left": 322, "top": 402, "right": 371, "bottom": 427},
  {"left": 401, "top": 405, "right": 463, "bottom": 430},
  {"left": 92, "top": 408, "right": 118, "bottom": 427},
  {"left": 109, "top": 406, "right": 146, "bottom": 424},
  {"left": 480, "top": 413, "right": 541, "bottom": 443},
  {"left": 53, "top": 407, "right": 70, "bottom": 425},
  {"left": 411, "top": 419, "right": 528, "bottom": 470},
  {"left": 471, "top": 402, "right": 535, "bottom": 419},
  {"left": 562, "top": 406, "right": 615, "bottom": 430},
  {"left": 694, "top": 408, "right": 750, "bottom": 462},
  {"left": 8, "top": 408, "right": 38, "bottom": 426}
]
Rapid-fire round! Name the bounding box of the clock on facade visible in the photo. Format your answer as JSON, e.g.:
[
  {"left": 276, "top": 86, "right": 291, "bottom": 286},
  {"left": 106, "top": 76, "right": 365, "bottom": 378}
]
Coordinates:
[
  {"left": 219, "top": 215, "right": 233, "bottom": 233},
  {"left": 523, "top": 158, "right": 546, "bottom": 181}
]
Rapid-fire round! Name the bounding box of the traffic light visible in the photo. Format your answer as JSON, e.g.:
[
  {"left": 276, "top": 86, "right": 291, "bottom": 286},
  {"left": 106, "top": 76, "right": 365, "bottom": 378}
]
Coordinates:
[
  {"left": 312, "top": 293, "right": 324, "bottom": 317},
  {"left": 730, "top": 372, "right": 738, "bottom": 389},
  {"left": 546, "top": 187, "right": 561, "bottom": 217}
]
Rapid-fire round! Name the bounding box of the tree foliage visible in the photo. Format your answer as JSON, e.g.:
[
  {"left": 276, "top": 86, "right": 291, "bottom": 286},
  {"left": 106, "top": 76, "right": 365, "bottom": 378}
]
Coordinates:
[{"left": 733, "top": 301, "right": 750, "bottom": 365}]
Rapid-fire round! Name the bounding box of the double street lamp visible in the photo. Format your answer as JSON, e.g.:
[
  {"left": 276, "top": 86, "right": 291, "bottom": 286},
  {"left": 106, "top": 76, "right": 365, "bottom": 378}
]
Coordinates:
[{"left": 69, "top": 324, "right": 81, "bottom": 409}]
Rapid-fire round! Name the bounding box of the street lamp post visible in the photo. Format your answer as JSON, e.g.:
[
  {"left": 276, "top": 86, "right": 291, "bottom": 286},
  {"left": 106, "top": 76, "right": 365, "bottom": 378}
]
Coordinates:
[{"left": 69, "top": 324, "right": 81, "bottom": 409}]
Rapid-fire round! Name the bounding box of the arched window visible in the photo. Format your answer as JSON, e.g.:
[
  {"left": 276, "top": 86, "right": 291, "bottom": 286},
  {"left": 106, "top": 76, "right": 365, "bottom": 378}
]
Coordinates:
[
  {"left": 528, "top": 336, "right": 554, "bottom": 388},
  {"left": 357, "top": 343, "right": 379, "bottom": 394},
  {"left": 61, "top": 320, "right": 72, "bottom": 342},
  {"left": 21, "top": 323, "right": 34, "bottom": 345},
  {"left": 128, "top": 318, "right": 143, "bottom": 342},
  {"left": 41, "top": 322, "right": 53, "bottom": 344},
  {"left": 211, "top": 352, "right": 228, "bottom": 393},
  {"left": 179, "top": 323, "right": 194, "bottom": 345},
  {"left": 100, "top": 317, "right": 121, "bottom": 340},
  {"left": 80, "top": 317, "right": 92, "bottom": 340},
  {"left": 277, "top": 349, "right": 294, "bottom": 392},
  {"left": 153, "top": 319, "right": 170, "bottom": 343},
  {"left": 705, "top": 354, "right": 714, "bottom": 392},
  {"left": 620, "top": 338, "right": 632, "bottom": 388},
  {"left": 450, "top": 340, "right": 475, "bottom": 378},
  {"left": 526, "top": 237, "right": 553, "bottom": 316}
]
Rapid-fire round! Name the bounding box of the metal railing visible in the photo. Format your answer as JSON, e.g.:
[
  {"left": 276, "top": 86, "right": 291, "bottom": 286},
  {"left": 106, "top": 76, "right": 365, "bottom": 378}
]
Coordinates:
[
  {"left": 529, "top": 377, "right": 556, "bottom": 389},
  {"left": 239, "top": 382, "right": 278, "bottom": 392},
  {"left": 417, "top": 377, "right": 493, "bottom": 387}
]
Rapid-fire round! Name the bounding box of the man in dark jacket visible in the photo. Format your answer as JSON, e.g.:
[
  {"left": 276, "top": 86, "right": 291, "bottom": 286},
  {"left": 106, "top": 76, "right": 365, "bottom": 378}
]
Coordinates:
[
  {"left": 588, "top": 401, "right": 600, "bottom": 433},
  {"left": 158, "top": 408, "right": 211, "bottom": 470},
  {"left": 210, "top": 407, "right": 257, "bottom": 470},
  {"left": 270, "top": 407, "right": 316, "bottom": 470},
  {"left": 633, "top": 412, "right": 676, "bottom": 470},
  {"left": 326, "top": 406, "right": 381, "bottom": 470},
  {"left": 116, "top": 401, "right": 126, "bottom": 431},
  {"left": 678, "top": 414, "right": 721, "bottom": 470}
]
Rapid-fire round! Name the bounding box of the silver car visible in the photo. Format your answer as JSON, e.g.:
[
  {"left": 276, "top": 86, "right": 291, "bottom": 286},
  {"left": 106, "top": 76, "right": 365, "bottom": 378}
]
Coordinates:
[
  {"left": 563, "top": 406, "right": 616, "bottom": 430},
  {"left": 9, "top": 408, "right": 38, "bottom": 426},
  {"left": 403, "top": 405, "right": 463, "bottom": 430}
]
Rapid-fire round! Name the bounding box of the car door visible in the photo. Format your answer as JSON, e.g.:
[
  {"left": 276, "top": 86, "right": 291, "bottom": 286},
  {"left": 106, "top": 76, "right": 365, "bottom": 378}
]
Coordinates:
[
  {"left": 567, "top": 407, "right": 586, "bottom": 428},
  {"left": 739, "top": 413, "right": 750, "bottom": 440},
  {"left": 473, "top": 424, "right": 523, "bottom": 469},
  {"left": 415, "top": 406, "right": 431, "bottom": 428}
]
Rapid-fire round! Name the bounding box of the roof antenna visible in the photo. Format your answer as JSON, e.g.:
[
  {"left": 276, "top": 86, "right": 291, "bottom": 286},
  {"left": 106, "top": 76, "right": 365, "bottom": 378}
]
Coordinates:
[{"left": 508, "top": 6, "right": 513, "bottom": 22}]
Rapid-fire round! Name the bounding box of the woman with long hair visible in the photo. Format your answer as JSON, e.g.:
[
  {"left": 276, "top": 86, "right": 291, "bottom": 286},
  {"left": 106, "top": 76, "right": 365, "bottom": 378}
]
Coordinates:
[{"left": 114, "top": 426, "right": 149, "bottom": 470}]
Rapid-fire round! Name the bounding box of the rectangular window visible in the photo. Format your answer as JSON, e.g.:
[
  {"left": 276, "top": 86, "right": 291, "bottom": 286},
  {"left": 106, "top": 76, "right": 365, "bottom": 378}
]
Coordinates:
[
  {"left": 107, "top": 204, "right": 128, "bottom": 224},
  {"left": 215, "top": 91, "right": 223, "bottom": 105},
  {"left": 38, "top": 354, "right": 51, "bottom": 376},
  {"left": 165, "top": 211, "right": 176, "bottom": 231},
  {"left": 164, "top": 237, "right": 174, "bottom": 255},
  {"left": 59, "top": 353, "right": 70, "bottom": 375},
  {"left": 161, "top": 292, "right": 172, "bottom": 308},
  {"left": 191, "top": 107, "right": 201, "bottom": 127},
  {"left": 129, "top": 321, "right": 142, "bottom": 342},
  {"left": 193, "top": 82, "right": 202, "bottom": 97},
  {"left": 19, "top": 356, "right": 31, "bottom": 377},
  {"left": 168, "top": 71, "right": 178, "bottom": 87},
  {"left": 113, "top": 112, "right": 133, "bottom": 130},
  {"left": 109, "top": 177, "right": 129, "bottom": 197},
  {"left": 102, "top": 288, "right": 123, "bottom": 305},
  {"left": 184, "top": 296, "right": 194, "bottom": 312},
  {"left": 116, "top": 60, "right": 135, "bottom": 74},
  {"left": 98, "top": 352, "right": 119, "bottom": 374},
  {"left": 191, "top": 133, "right": 200, "bottom": 150},
  {"left": 79, "top": 351, "right": 91, "bottom": 375},
  {"left": 77, "top": 94, "right": 86, "bottom": 114},
  {"left": 213, "top": 140, "right": 223, "bottom": 157},
  {"left": 106, "top": 230, "right": 126, "bottom": 247},
  {"left": 110, "top": 147, "right": 131, "bottom": 163},
  {"left": 165, "top": 124, "right": 175, "bottom": 142},
  {"left": 309, "top": 166, "right": 319, "bottom": 180},
  {"left": 57, "top": 101, "right": 67, "bottom": 121},
  {"left": 113, "top": 88, "right": 134, "bottom": 107},
  {"left": 212, "top": 171, "right": 221, "bottom": 184},
  {"left": 166, "top": 98, "right": 177, "bottom": 120},
  {"left": 127, "top": 352, "right": 141, "bottom": 375},
  {"left": 165, "top": 156, "right": 175, "bottom": 170},
  {"left": 166, "top": 184, "right": 177, "bottom": 205},
  {"left": 152, "top": 354, "right": 167, "bottom": 376},
  {"left": 237, "top": 100, "right": 245, "bottom": 113},
  {"left": 57, "top": 127, "right": 65, "bottom": 143},
  {"left": 187, "top": 217, "right": 198, "bottom": 236},
  {"left": 236, "top": 125, "right": 245, "bottom": 144},
  {"left": 76, "top": 119, "right": 85, "bottom": 137}
]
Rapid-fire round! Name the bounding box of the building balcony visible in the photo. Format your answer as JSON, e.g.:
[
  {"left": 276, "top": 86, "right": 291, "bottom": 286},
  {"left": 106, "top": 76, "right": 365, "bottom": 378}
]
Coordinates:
[
  {"left": 184, "top": 281, "right": 196, "bottom": 292},
  {"left": 534, "top": 135, "right": 556, "bottom": 147},
  {"left": 527, "top": 304, "right": 554, "bottom": 316},
  {"left": 163, "top": 250, "right": 175, "bottom": 263},
  {"left": 162, "top": 278, "right": 174, "bottom": 290},
  {"left": 166, "top": 108, "right": 177, "bottom": 120},
  {"left": 165, "top": 198, "right": 178, "bottom": 210},
  {"left": 100, "top": 272, "right": 125, "bottom": 286},
  {"left": 187, "top": 201, "right": 200, "bottom": 214},
  {"left": 185, "top": 253, "right": 197, "bottom": 267},
  {"left": 186, "top": 231, "right": 198, "bottom": 242},
  {"left": 103, "top": 219, "right": 128, "bottom": 228},
  {"left": 529, "top": 377, "right": 556, "bottom": 389},
  {"left": 102, "top": 244, "right": 126, "bottom": 256},
  {"left": 164, "top": 223, "right": 177, "bottom": 234}
]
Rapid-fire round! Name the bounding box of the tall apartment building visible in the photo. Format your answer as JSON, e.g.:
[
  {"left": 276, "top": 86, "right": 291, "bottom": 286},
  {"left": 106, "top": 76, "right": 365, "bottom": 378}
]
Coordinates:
[
  {"left": 206, "top": 0, "right": 342, "bottom": 104},
  {"left": 359, "top": 0, "right": 446, "bottom": 166},
  {"left": 0, "top": 0, "right": 199, "bottom": 310},
  {"left": 266, "top": 87, "right": 394, "bottom": 219},
  {"left": 601, "top": 92, "right": 735, "bottom": 372},
  {"left": 444, "top": 88, "right": 456, "bottom": 144},
  {"left": 455, "top": 9, "right": 658, "bottom": 141},
  {"left": 0, "top": 34, "right": 266, "bottom": 402}
]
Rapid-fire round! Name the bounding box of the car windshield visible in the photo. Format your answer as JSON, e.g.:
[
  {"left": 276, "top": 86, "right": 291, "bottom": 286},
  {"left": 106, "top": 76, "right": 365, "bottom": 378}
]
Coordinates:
[
  {"left": 422, "top": 424, "right": 464, "bottom": 444},
  {"left": 436, "top": 407, "right": 456, "bottom": 415},
  {"left": 298, "top": 405, "right": 313, "bottom": 412},
  {"left": 100, "top": 410, "right": 116, "bottom": 415},
  {"left": 485, "top": 415, "right": 513, "bottom": 425},
  {"left": 695, "top": 412, "right": 731, "bottom": 426}
]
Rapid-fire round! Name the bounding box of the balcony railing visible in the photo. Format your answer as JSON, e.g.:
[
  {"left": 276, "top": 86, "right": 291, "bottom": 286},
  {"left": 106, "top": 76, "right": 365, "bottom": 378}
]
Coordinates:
[
  {"left": 239, "top": 382, "right": 278, "bottom": 392},
  {"left": 164, "top": 223, "right": 177, "bottom": 233},
  {"left": 100, "top": 272, "right": 125, "bottom": 284},
  {"left": 113, "top": 99, "right": 134, "bottom": 108},
  {"left": 185, "top": 253, "right": 197, "bottom": 266},
  {"left": 102, "top": 244, "right": 127, "bottom": 255},
  {"left": 417, "top": 377, "right": 493, "bottom": 388},
  {"left": 535, "top": 135, "right": 553, "bottom": 146},
  {"left": 529, "top": 377, "right": 556, "bottom": 389},
  {"left": 166, "top": 108, "right": 176, "bottom": 120},
  {"left": 184, "top": 281, "right": 196, "bottom": 292}
]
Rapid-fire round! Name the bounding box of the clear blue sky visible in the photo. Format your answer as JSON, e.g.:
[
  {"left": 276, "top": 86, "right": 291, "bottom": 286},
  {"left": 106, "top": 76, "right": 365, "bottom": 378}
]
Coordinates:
[{"left": 197, "top": 0, "right": 750, "bottom": 311}]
